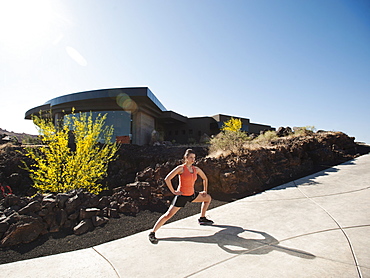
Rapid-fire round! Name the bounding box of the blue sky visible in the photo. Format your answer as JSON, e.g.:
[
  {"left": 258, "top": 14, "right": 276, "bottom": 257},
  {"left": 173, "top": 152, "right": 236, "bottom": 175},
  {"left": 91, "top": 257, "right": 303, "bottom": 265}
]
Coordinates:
[{"left": 1, "top": 0, "right": 369, "bottom": 143}]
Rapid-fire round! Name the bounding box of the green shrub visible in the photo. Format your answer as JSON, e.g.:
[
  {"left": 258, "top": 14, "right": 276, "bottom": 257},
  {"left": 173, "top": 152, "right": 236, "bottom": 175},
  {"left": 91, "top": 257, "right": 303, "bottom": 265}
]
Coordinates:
[
  {"left": 293, "top": 126, "right": 316, "bottom": 136},
  {"left": 209, "top": 130, "right": 250, "bottom": 154},
  {"left": 23, "top": 110, "right": 119, "bottom": 195},
  {"left": 209, "top": 117, "right": 251, "bottom": 154},
  {"left": 254, "top": 130, "right": 278, "bottom": 143},
  {"left": 22, "top": 135, "right": 42, "bottom": 145}
]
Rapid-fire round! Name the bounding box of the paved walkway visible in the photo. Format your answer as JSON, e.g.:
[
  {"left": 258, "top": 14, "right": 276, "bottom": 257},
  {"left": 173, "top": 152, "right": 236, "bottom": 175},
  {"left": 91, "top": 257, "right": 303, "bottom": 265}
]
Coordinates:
[{"left": 0, "top": 154, "right": 369, "bottom": 277}]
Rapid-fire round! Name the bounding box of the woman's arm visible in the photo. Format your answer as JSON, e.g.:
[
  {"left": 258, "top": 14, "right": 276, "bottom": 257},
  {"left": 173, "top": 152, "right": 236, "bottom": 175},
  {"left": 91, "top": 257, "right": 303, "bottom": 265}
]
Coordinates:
[
  {"left": 164, "top": 166, "right": 183, "bottom": 195},
  {"left": 195, "top": 167, "right": 208, "bottom": 195}
]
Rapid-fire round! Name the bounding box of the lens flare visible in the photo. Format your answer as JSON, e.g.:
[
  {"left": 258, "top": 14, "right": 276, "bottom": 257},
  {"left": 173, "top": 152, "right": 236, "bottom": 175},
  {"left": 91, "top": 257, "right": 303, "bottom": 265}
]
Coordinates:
[
  {"left": 116, "top": 93, "right": 138, "bottom": 112},
  {"left": 66, "top": 46, "right": 87, "bottom": 66}
]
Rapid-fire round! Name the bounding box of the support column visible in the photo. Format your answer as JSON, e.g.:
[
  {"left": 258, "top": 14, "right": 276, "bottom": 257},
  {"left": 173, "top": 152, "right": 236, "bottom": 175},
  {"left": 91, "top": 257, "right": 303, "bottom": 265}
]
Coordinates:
[{"left": 132, "top": 111, "right": 155, "bottom": 145}]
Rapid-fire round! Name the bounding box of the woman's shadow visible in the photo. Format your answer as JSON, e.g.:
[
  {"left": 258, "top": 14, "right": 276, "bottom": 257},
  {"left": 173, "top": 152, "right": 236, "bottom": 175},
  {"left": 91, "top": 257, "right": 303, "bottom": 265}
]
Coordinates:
[{"left": 159, "top": 225, "right": 315, "bottom": 259}]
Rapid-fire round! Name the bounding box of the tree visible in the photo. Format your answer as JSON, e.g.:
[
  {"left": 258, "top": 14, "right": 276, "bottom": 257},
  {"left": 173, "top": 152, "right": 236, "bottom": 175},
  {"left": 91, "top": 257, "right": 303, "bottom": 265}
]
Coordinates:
[{"left": 23, "top": 110, "right": 119, "bottom": 194}]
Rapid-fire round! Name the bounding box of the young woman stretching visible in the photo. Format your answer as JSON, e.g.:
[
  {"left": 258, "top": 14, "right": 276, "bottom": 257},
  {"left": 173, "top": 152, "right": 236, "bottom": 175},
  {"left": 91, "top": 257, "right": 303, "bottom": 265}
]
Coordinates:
[{"left": 149, "top": 149, "right": 213, "bottom": 244}]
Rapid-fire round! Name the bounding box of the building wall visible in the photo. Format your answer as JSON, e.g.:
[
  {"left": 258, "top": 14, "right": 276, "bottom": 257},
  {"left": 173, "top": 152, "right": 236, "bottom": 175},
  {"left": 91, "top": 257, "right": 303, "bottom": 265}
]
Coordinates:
[
  {"left": 132, "top": 111, "right": 155, "bottom": 145},
  {"left": 249, "top": 123, "right": 275, "bottom": 134},
  {"left": 163, "top": 117, "right": 219, "bottom": 144},
  {"left": 161, "top": 115, "right": 275, "bottom": 144},
  {"left": 212, "top": 115, "right": 251, "bottom": 132},
  {"left": 25, "top": 88, "right": 274, "bottom": 145}
]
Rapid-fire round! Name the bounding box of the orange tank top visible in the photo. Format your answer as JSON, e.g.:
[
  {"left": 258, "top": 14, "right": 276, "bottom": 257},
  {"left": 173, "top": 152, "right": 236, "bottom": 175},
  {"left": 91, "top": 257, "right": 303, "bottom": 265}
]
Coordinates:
[{"left": 178, "top": 165, "right": 197, "bottom": 196}]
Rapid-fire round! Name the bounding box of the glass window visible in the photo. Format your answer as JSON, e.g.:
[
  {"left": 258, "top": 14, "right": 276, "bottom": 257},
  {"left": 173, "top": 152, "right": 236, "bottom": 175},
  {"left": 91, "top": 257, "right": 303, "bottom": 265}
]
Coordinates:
[
  {"left": 64, "top": 110, "right": 132, "bottom": 143},
  {"left": 241, "top": 124, "right": 249, "bottom": 132}
]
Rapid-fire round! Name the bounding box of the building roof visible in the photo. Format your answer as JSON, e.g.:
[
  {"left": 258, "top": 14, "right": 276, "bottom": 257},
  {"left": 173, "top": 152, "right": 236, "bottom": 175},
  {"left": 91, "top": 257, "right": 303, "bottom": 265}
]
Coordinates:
[{"left": 25, "top": 87, "right": 167, "bottom": 119}]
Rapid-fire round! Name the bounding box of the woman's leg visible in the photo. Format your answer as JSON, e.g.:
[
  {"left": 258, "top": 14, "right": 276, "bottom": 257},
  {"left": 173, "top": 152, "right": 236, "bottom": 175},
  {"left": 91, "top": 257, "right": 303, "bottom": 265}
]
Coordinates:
[
  {"left": 152, "top": 205, "right": 181, "bottom": 233},
  {"left": 192, "top": 193, "right": 212, "bottom": 217}
]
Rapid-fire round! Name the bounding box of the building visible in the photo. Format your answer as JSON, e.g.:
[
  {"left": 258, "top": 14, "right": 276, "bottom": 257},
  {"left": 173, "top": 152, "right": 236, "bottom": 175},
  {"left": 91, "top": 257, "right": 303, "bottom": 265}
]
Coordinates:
[{"left": 25, "top": 87, "right": 274, "bottom": 145}]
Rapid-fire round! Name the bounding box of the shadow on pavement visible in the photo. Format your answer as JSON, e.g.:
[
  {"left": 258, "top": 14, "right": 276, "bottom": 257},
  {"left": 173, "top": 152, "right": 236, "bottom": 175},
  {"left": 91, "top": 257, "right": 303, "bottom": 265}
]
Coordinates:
[
  {"left": 160, "top": 224, "right": 315, "bottom": 259},
  {"left": 272, "top": 159, "right": 357, "bottom": 191}
]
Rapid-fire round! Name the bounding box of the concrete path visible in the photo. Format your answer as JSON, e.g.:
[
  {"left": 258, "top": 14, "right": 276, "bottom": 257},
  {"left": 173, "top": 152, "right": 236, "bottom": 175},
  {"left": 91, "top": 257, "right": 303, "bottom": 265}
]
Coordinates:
[{"left": 1, "top": 154, "right": 369, "bottom": 277}]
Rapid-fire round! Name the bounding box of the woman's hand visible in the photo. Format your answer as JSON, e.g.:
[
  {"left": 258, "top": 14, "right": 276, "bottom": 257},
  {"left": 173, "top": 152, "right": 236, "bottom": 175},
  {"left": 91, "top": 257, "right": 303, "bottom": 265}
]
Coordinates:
[
  {"left": 173, "top": 190, "right": 183, "bottom": 196},
  {"left": 199, "top": 191, "right": 208, "bottom": 197}
]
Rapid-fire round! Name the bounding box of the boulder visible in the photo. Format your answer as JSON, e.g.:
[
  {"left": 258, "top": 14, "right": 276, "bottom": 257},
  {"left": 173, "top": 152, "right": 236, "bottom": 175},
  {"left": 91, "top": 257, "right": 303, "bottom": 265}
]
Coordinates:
[
  {"left": 3, "top": 194, "right": 21, "bottom": 207},
  {"left": 138, "top": 182, "right": 152, "bottom": 198},
  {"left": 0, "top": 221, "right": 9, "bottom": 233},
  {"left": 56, "top": 209, "right": 67, "bottom": 228},
  {"left": 118, "top": 202, "right": 134, "bottom": 214},
  {"left": 79, "top": 208, "right": 100, "bottom": 220},
  {"left": 67, "top": 210, "right": 80, "bottom": 220},
  {"left": 0, "top": 215, "right": 46, "bottom": 247},
  {"left": 3, "top": 212, "right": 21, "bottom": 225},
  {"left": 65, "top": 194, "right": 82, "bottom": 214},
  {"left": 63, "top": 219, "right": 77, "bottom": 230},
  {"left": 136, "top": 168, "right": 154, "bottom": 182},
  {"left": 18, "top": 201, "right": 42, "bottom": 215},
  {"left": 126, "top": 185, "right": 140, "bottom": 199},
  {"left": 43, "top": 212, "right": 58, "bottom": 231},
  {"left": 82, "top": 193, "right": 100, "bottom": 208},
  {"left": 97, "top": 196, "right": 110, "bottom": 209},
  {"left": 56, "top": 193, "right": 70, "bottom": 208},
  {"left": 42, "top": 198, "right": 57, "bottom": 211},
  {"left": 276, "top": 127, "right": 292, "bottom": 137},
  {"left": 73, "top": 219, "right": 93, "bottom": 235},
  {"left": 38, "top": 208, "right": 49, "bottom": 217},
  {"left": 108, "top": 208, "right": 119, "bottom": 218},
  {"left": 91, "top": 216, "right": 108, "bottom": 227}
]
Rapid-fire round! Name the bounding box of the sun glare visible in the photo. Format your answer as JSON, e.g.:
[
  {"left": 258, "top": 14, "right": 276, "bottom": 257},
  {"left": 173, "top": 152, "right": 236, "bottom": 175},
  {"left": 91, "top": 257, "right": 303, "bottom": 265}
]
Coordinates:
[
  {"left": 66, "top": 46, "right": 88, "bottom": 67},
  {"left": 0, "top": 0, "right": 56, "bottom": 51}
]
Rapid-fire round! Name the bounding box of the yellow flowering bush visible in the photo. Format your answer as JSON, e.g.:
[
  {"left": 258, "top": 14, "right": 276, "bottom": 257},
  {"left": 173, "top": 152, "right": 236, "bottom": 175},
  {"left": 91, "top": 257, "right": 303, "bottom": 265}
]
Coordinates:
[
  {"left": 23, "top": 111, "right": 119, "bottom": 194},
  {"left": 220, "top": 117, "right": 242, "bottom": 132},
  {"left": 210, "top": 117, "right": 250, "bottom": 154}
]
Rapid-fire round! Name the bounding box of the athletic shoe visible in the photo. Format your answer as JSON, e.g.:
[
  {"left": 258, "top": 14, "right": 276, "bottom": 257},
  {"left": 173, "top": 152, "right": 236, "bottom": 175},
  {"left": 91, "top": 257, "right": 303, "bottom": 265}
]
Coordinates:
[
  {"left": 149, "top": 232, "right": 158, "bottom": 244},
  {"left": 198, "top": 217, "right": 214, "bottom": 225}
]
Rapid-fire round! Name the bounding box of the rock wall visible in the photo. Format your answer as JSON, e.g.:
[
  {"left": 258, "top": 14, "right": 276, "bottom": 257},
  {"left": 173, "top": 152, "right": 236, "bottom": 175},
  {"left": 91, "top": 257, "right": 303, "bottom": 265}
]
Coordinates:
[
  {"left": 135, "top": 132, "right": 367, "bottom": 200},
  {"left": 0, "top": 143, "right": 208, "bottom": 196},
  {"left": 0, "top": 185, "right": 168, "bottom": 247},
  {"left": 0, "top": 131, "right": 369, "bottom": 247},
  {"left": 104, "top": 145, "right": 208, "bottom": 192}
]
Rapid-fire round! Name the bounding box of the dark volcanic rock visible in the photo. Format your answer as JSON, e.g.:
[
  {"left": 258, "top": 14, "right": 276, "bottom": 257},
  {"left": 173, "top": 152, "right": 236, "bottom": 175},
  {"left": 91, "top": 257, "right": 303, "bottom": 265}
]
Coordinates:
[
  {"left": 18, "top": 201, "right": 42, "bottom": 215},
  {"left": 134, "top": 132, "right": 368, "bottom": 200},
  {"left": 91, "top": 216, "right": 108, "bottom": 227},
  {"left": 0, "top": 215, "right": 46, "bottom": 247},
  {"left": 73, "top": 219, "right": 93, "bottom": 235},
  {"left": 0, "top": 131, "right": 368, "bottom": 247}
]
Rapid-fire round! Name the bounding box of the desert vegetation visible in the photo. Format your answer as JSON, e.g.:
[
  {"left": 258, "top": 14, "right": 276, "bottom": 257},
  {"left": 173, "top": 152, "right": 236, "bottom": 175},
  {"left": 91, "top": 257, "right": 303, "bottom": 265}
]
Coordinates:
[
  {"left": 0, "top": 115, "right": 369, "bottom": 250},
  {"left": 22, "top": 111, "right": 119, "bottom": 195},
  {"left": 209, "top": 118, "right": 324, "bottom": 157}
]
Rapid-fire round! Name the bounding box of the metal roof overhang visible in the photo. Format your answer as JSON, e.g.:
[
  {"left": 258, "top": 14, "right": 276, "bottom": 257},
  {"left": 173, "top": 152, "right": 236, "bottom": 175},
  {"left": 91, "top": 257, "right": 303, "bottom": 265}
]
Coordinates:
[
  {"left": 25, "top": 104, "right": 51, "bottom": 119},
  {"left": 158, "top": 111, "right": 188, "bottom": 125},
  {"left": 25, "top": 87, "right": 167, "bottom": 119}
]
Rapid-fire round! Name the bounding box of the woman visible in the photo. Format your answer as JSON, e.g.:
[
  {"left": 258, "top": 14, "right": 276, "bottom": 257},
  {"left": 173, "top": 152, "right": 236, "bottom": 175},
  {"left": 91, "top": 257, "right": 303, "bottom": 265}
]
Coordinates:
[{"left": 149, "top": 149, "right": 213, "bottom": 244}]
